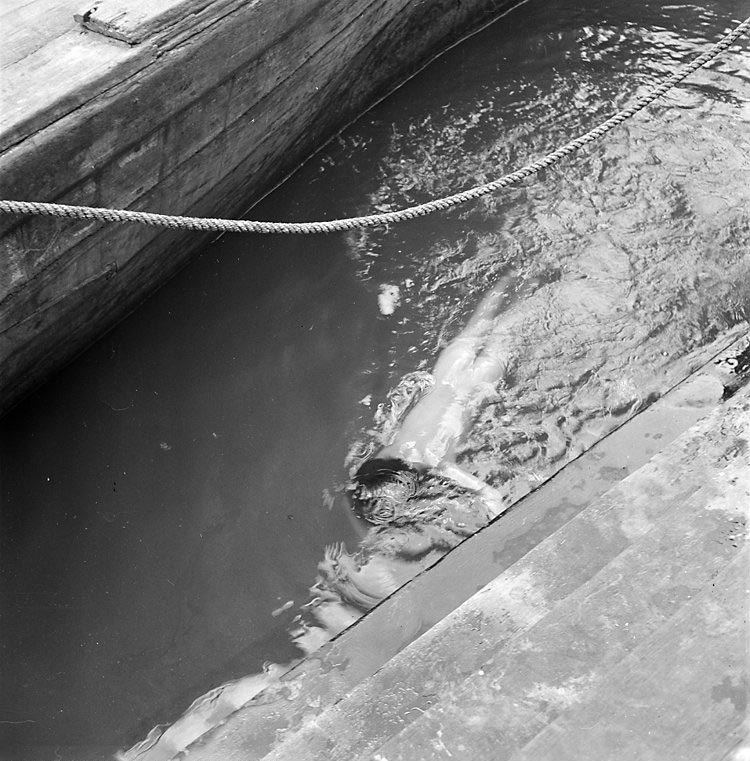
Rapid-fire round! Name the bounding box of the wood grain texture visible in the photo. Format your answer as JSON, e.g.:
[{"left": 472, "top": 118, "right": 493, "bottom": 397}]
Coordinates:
[{"left": 0, "top": 0, "right": 81, "bottom": 67}]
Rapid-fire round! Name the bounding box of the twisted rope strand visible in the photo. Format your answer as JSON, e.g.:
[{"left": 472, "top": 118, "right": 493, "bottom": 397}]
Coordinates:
[{"left": 1, "top": 16, "right": 747, "bottom": 235}]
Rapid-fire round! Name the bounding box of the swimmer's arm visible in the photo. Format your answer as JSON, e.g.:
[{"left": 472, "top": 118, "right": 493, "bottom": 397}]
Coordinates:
[{"left": 435, "top": 461, "right": 509, "bottom": 517}]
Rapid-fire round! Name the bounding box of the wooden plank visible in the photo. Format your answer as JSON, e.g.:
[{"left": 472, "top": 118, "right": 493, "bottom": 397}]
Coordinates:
[
  {"left": 0, "top": 0, "right": 327, "bottom": 158},
  {"left": 74, "top": 0, "right": 215, "bottom": 44},
  {"left": 0, "top": 30, "right": 151, "bottom": 153},
  {"left": 74, "top": 0, "right": 260, "bottom": 45},
  {"left": 0, "top": 0, "right": 80, "bottom": 68}
]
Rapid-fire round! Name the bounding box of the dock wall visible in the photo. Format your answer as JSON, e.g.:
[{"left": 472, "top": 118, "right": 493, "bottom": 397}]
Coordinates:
[{"left": 0, "top": 0, "right": 517, "bottom": 415}]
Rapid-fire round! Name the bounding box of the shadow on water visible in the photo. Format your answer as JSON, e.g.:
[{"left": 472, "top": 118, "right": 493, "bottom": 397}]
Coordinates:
[{"left": 1, "top": 0, "right": 749, "bottom": 757}]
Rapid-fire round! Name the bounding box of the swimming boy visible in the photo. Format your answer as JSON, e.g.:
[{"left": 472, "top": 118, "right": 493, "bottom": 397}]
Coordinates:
[{"left": 351, "top": 272, "right": 530, "bottom": 523}]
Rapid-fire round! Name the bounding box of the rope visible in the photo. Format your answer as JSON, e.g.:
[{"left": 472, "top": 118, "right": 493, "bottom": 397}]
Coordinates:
[{"left": 1, "top": 16, "right": 748, "bottom": 235}]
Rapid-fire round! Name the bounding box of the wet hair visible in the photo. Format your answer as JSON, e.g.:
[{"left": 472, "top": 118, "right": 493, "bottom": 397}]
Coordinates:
[
  {"left": 349, "top": 458, "right": 422, "bottom": 524},
  {"left": 354, "top": 457, "right": 416, "bottom": 487}
]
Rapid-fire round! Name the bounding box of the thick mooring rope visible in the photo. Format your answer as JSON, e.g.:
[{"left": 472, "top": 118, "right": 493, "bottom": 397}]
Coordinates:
[{"left": 1, "top": 16, "right": 748, "bottom": 234}]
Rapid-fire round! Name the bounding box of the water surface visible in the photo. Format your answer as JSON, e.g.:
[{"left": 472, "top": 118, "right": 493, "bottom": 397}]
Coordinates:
[{"left": 1, "top": 0, "right": 749, "bottom": 756}]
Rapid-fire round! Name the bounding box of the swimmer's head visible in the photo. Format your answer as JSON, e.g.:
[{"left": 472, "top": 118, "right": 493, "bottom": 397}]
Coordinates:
[{"left": 349, "top": 458, "right": 421, "bottom": 525}]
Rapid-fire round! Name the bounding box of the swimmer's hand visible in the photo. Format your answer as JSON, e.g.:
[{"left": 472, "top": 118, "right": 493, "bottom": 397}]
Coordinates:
[{"left": 435, "top": 461, "right": 508, "bottom": 517}]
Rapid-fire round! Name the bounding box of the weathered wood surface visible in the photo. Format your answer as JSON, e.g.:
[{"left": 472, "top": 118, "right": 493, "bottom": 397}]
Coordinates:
[
  {"left": 73, "top": 0, "right": 247, "bottom": 44},
  {"left": 0, "top": 0, "right": 314, "bottom": 151},
  {"left": 201, "top": 384, "right": 747, "bottom": 761},
  {"left": 0, "top": 1, "right": 82, "bottom": 68},
  {"left": 0, "top": 0, "right": 517, "bottom": 415}
]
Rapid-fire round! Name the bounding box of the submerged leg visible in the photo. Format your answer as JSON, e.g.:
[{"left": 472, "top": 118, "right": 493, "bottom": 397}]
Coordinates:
[
  {"left": 432, "top": 272, "right": 522, "bottom": 381},
  {"left": 467, "top": 272, "right": 542, "bottom": 385}
]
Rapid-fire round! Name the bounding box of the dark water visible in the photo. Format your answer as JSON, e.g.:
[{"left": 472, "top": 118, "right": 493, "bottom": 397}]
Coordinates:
[{"left": 2, "top": 0, "right": 749, "bottom": 757}]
